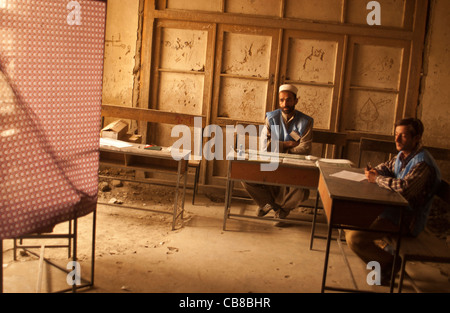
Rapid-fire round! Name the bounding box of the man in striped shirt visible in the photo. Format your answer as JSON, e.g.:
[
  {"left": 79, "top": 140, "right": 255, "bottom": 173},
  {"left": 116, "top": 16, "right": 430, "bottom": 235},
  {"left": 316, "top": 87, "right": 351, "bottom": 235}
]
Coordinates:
[{"left": 345, "top": 118, "right": 441, "bottom": 286}]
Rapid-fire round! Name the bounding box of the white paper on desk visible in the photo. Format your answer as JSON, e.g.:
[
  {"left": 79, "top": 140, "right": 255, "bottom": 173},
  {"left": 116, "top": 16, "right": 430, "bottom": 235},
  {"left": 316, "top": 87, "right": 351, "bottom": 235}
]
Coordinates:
[
  {"left": 330, "top": 170, "right": 367, "bottom": 182},
  {"left": 282, "top": 158, "right": 315, "bottom": 167},
  {"left": 100, "top": 138, "right": 133, "bottom": 148},
  {"left": 317, "top": 158, "right": 354, "bottom": 165}
]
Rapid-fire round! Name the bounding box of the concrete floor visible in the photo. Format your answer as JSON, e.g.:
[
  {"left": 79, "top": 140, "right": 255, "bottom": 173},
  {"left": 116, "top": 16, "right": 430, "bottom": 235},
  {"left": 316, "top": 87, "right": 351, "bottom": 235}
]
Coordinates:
[{"left": 1, "top": 190, "right": 449, "bottom": 294}]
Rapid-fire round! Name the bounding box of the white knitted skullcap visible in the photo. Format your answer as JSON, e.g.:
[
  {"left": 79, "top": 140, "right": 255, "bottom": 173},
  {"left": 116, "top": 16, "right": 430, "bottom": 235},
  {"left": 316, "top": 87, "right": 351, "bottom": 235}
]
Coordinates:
[{"left": 279, "top": 84, "right": 298, "bottom": 97}]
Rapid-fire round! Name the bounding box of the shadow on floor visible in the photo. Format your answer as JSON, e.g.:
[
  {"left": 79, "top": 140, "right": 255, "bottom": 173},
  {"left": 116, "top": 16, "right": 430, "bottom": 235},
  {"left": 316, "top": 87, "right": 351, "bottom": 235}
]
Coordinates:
[{"left": 2, "top": 192, "right": 449, "bottom": 294}]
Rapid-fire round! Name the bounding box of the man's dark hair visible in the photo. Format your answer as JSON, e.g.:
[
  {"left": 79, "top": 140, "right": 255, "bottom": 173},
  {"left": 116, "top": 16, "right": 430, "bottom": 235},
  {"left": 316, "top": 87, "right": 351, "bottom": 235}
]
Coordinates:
[{"left": 395, "top": 118, "right": 424, "bottom": 137}]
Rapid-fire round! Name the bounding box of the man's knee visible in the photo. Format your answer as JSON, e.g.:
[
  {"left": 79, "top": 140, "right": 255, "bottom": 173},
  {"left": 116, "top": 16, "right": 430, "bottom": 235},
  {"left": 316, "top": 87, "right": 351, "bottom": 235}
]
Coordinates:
[{"left": 345, "top": 230, "right": 369, "bottom": 250}]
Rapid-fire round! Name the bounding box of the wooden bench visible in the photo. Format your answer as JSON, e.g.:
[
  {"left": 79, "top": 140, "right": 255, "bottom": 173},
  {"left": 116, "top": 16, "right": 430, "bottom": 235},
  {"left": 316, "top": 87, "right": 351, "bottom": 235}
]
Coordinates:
[
  {"left": 312, "top": 129, "right": 347, "bottom": 159},
  {"left": 357, "top": 137, "right": 396, "bottom": 168},
  {"left": 397, "top": 179, "right": 450, "bottom": 292},
  {"left": 101, "top": 104, "right": 206, "bottom": 205}
]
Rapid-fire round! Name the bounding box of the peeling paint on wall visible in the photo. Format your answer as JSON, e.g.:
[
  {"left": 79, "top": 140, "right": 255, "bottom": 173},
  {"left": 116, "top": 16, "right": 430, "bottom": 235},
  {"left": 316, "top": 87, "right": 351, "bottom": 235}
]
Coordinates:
[
  {"left": 346, "top": 90, "right": 397, "bottom": 135},
  {"left": 218, "top": 78, "right": 267, "bottom": 122},
  {"left": 101, "top": 0, "right": 139, "bottom": 109},
  {"left": 158, "top": 72, "right": 204, "bottom": 115},
  {"left": 287, "top": 38, "right": 337, "bottom": 83},
  {"left": 352, "top": 44, "right": 402, "bottom": 90},
  {"left": 296, "top": 85, "right": 333, "bottom": 129},
  {"left": 160, "top": 28, "right": 208, "bottom": 72},
  {"left": 222, "top": 32, "right": 271, "bottom": 78}
]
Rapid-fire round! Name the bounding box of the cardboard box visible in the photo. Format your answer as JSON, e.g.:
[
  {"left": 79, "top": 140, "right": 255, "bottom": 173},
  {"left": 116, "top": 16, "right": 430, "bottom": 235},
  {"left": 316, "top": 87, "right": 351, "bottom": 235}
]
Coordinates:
[
  {"left": 101, "top": 120, "right": 128, "bottom": 140},
  {"left": 126, "top": 134, "right": 142, "bottom": 144}
]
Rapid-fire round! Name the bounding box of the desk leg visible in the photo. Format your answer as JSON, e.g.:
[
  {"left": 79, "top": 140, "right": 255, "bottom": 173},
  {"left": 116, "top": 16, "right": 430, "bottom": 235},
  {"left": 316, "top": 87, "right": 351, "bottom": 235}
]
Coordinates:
[
  {"left": 309, "top": 195, "right": 320, "bottom": 250},
  {"left": 172, "top": 161, "right": 182, "bottom": 230},
  {"left": 223, "top": 161, "right": 233, "bottom": 231},
  {"left": 223, "top": 179, "right": 233, "bottom": 231},
  {"left": 390, "top": 208, "right": 404, "bottom": 293},
  {"left": 181, "top": 167, "right": 188, "bottom": 220},
  {"left": 321, "top": 219, "right": 333, "bottom": 293},
  {"left": 397, "top": 256, "right": 407, "bottom": 293}
]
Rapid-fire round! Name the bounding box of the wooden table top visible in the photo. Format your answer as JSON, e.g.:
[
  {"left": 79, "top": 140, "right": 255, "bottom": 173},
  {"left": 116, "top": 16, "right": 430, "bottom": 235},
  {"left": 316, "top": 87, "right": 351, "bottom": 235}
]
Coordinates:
[{"left": 318, "top": 163, "right": 409, "bottom": 207}]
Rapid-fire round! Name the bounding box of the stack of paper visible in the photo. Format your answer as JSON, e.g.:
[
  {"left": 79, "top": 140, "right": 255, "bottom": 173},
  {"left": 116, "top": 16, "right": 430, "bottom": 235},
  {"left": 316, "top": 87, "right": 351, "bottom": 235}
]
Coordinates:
[
  {"left": 100, "top": 137, "right": 133, "bottom": 148},
  {"left": 282, "top": 158, "right": 316, "bottom": 167},
  {"left": 316, "top": 158, "right": 354, "bottom": 167}
]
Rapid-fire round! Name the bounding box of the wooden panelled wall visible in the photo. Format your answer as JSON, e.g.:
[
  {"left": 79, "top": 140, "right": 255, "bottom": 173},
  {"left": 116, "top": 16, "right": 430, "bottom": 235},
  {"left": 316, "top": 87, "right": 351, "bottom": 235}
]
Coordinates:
[{"left": 132, "top": 0, "right": 429, "bottom": 187}]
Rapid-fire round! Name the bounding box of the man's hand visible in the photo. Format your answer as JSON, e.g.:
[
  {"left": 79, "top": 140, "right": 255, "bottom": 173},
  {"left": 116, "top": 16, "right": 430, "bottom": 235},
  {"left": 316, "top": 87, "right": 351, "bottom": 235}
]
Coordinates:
[
  {"left": 365, "top": 169, "right": 378, "bottom": 183},
  {"left": 282, "top": 140, "right": 300, "bottom": 150}
]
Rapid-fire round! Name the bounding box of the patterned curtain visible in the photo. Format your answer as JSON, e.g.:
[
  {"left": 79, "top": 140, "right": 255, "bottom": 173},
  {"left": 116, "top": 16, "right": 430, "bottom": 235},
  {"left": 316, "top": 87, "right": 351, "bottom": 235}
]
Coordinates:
[{"left": 0, "top": 0, "right": 106, "bottom": 239}]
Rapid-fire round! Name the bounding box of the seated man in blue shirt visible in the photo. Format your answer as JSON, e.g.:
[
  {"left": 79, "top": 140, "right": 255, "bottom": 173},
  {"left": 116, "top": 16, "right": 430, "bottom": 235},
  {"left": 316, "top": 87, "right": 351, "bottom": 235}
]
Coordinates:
[
  {"left": 243, "top": 84, "right": 314, "bottom": 226},
  {"left": 346, "top": 118, "right": 441, "bottom": 285}
]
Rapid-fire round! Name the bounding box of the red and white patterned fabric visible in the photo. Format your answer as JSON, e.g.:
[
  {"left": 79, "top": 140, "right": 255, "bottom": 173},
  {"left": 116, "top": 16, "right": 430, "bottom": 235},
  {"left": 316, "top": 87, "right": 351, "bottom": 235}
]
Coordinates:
[{"left": 0, "top": 0, "right": 106, "bottom": 239}]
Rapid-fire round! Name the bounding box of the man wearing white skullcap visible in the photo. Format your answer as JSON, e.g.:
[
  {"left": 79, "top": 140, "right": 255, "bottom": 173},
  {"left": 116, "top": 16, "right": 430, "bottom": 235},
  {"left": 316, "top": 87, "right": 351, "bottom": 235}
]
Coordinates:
[
  {"left": 243, "top": 84, "right": 314, "bottom": 226},
  {"left": 278, "top": 84, "right": 298, "bottom": 96}
]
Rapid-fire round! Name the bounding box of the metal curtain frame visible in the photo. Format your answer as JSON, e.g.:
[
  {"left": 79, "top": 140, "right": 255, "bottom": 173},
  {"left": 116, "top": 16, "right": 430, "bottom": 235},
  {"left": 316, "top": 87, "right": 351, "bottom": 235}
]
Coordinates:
[{"left": 0, "top": 207, "right": 97, "bottom": 293}]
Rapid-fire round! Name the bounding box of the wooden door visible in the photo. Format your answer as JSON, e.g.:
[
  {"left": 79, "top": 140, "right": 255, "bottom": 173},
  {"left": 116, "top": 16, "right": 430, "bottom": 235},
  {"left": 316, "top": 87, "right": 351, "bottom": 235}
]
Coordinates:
[{"left": 208, "top": 24, "right": 280, "bottom": 185}]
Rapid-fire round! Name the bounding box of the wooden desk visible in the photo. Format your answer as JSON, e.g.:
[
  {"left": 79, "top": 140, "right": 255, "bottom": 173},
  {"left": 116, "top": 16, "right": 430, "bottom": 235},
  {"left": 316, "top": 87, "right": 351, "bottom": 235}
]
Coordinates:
[
  {"left": 223, "top": 151, "right": 320, "bottom": 230},
  {"left": 317, "top": 164, "right": 409, "bottom": 293},
  {"left": 99, "top": 139, "right": 190, "bottom": 230}
]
